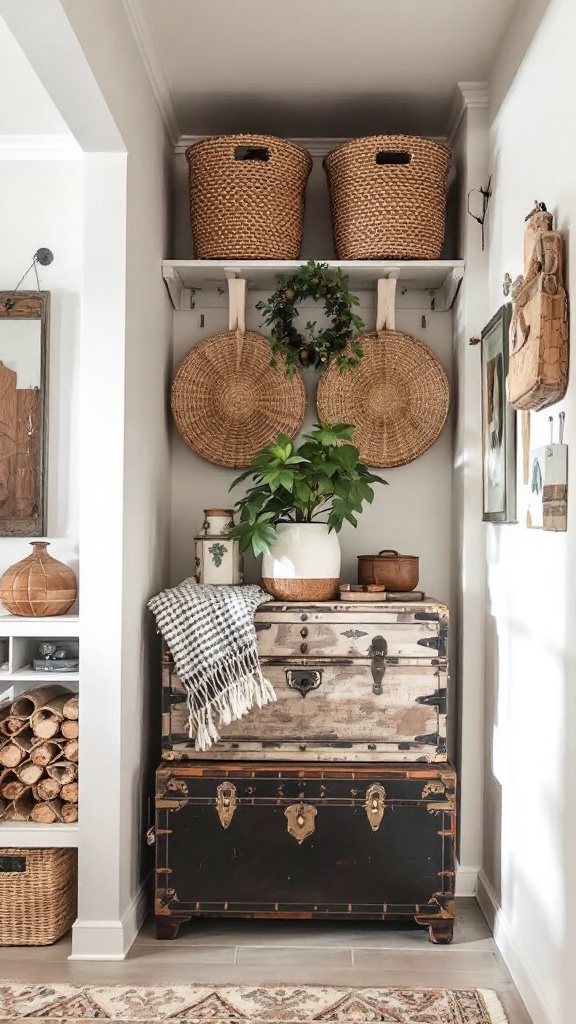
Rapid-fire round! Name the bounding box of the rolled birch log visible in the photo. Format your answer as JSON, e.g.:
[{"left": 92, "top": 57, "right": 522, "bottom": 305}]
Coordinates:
[
  {"left": 16, "top": 759, "right": 44, "bottom": 786},
  {"left": 60, "top": 719, "right": 79, "bottom": 739},
  {"left": 30, "top": 740, "right": 63, "bottom": 767},
  {"left": 0, "top": 795, "right": 6, "bottom": 818},
  {"left": 0, "top": 740, "right": 24, "bottom": 768},
  {"left": 62, "top": 740, "right": 78, "bottom": 763},
  {"left": 33, "top": 777, "right": 62, "bottom": 801},
  {"left": 3, "top": 789, "right": 35, "bottom": 820},
  {"left": 46, "top": 760, "right": 77, "bottom": 785},
  {"left": 30, "top": 798, "right": 64, "bottom": 823},
  {"left": 11, "top": 728, "right": 35, "bottom": 755},
  {"left": 61, "top": 781, "right": 78, "bottom": 803},
  {"left": 62, "top": 695, "right": 79, "bottom": 720},
  {"left": 1, "top": 772, "right": 28, "bottom": 801},
  {"left": 60, "top": 801, "right": 78, "bottom": 823},
  {"left": 4, "top": 685, "right": 70, "bottom": 736},
  {"left": 31, "top": 694, "right": 72, "bottom": 738}
]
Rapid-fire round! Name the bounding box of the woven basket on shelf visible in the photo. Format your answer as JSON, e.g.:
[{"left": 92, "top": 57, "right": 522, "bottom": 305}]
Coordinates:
[
  {"left": 185, "top": 134, "right": 312, "bottom": 259},
  {"left": 323, "top": 135, "right": 451, "bottom": 260},
  {"left": 171, "top": 329, "right": 306, "bottom": 468},
  {"left": 0, "top": 847, "right": 77, "bottom": 945},
  {"left": 316, "top": 329, "right": 450, "bottom": 468}
]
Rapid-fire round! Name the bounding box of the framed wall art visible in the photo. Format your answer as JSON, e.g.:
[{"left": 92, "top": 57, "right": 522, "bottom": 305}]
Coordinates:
[{"left": 481, "top": 304, "right": 517, "bottom": 523}]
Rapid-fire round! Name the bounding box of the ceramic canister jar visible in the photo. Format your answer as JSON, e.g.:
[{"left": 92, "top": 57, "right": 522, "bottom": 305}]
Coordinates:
[
  {"left": 201, "top": 508, "right": 235, "bottom": 536},
  {"left": 195, "top": 509, "right": 242, "bottom": 585}
]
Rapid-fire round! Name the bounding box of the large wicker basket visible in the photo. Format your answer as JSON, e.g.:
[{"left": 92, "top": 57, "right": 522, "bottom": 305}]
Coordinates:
[
  {"left": 0, "top": 847, "right": 77, "bottom": 945},
  {"left": 323, "top": 135, "right": 451, "bottom": 260},
  {"left": 185, "top": 134, "right": 312, "bottom": 259}
]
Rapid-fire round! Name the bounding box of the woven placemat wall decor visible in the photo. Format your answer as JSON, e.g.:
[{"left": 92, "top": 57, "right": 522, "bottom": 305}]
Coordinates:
[
  {"left": 171, "top": 329, "right": 306, "bottom": 468},
  {"left": 317, "top": 328, "right": 449, "bottom": 468}
]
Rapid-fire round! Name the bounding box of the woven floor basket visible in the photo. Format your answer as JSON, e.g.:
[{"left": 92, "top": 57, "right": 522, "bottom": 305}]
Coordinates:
[
  {"left": 0, "top": 847, "right": 77, "bottom": 945},
  {"left": 171, "top": 330, "right": 306, "bottom": 467},
  {"left": 316, "top": 330, "right": 449, "bottom": 468},
  {"left": 323, "top": 135, "right": 451, "bottom": 260},
  {"left": 185, "top": 135, "right": 312, "bottom": 259}
]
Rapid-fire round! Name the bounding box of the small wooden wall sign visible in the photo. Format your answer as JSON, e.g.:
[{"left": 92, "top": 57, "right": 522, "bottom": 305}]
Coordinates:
[{"left": 527, "top": 443, "right": 568, "bottom": 531}]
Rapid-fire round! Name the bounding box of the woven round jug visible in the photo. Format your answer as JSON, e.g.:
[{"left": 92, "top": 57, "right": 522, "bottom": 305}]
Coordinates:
[
  {"left": 323, "top": 135, "right": 451, "bottom": 259},
  {"left": 0, "top": 542, "right": 77, "bottom": 616},
  {"left": 185, "top": 134, "right": 312, "bottom": 259},
  {"left": 171, "top": 330, "right": 306, "bottom": 467},
  {"left": 316, "top": 330, "right": 450, "bottom": 468}
]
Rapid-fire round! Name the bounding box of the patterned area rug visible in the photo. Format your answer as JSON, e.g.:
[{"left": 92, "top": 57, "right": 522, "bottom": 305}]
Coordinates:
[{"left": 0, "top": 984, "right": 509, "bottom": 1023}]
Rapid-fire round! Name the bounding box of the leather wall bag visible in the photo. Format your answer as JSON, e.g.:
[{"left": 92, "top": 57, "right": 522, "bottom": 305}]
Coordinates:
[{"left": 507, "top": 203, "right": 569, "bottom": 411}]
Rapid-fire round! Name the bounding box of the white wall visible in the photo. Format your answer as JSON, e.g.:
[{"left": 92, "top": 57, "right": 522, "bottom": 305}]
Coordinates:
[
  {"left": 477, "top": 3, "right": 576, "bottom": 1022},
  {"left": 1, "top": 0, "right": 174, "bottom": 958},
  {"left": 0, "top": 153, "right": 82, "bottom": 586},
  {"left": 450, "top": 95, "right": 491, "bottom": 891},
  {"left": 171, "top": 292, "right": 454, "bottom": 603}
]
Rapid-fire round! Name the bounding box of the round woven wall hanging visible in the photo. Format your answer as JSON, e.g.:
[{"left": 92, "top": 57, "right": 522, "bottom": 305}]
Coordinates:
[
  {"left": 316, "top": 329, "right": 449, "bottom": 468},
  {"left": 171, "top": 329, "right": 306, "bottom": 468}
]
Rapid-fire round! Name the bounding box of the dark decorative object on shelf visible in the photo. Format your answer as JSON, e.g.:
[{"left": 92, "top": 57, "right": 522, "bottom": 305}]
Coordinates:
[
  {"left": 33, "top": 643, "right": 78, "bottom": 673},
  {"left": 256, "top": 260, "right": 365, "bottom": 373}
]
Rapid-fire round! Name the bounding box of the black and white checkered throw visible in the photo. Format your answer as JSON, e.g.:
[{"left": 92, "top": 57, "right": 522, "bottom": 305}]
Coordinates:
[{"left": 148, "top": 579, "right": 275, "bottom": 751}]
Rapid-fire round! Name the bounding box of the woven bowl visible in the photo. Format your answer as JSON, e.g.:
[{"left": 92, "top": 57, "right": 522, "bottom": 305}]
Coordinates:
[
  {"left": 171, "top": 330, "right": 306, "bottom": 468},
  {"left": 316, "top": 330, "right": 449, "bottom": 468}
]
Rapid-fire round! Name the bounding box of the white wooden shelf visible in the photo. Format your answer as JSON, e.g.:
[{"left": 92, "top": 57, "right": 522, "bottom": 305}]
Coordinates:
[
  {"left": 0, "top": 822, "right": 78, "bottom": 848},
  {"left": 162, "top": 259, "right": 465, "bottom": 312},
  {"left": 10, "top": 668, "right": 79, "bottom": 683},
  {"left": 0, "top": 614, "right": 80, "bottom": 638}
]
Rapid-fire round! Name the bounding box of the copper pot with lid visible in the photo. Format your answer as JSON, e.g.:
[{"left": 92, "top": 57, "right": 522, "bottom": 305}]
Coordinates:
[{"left": 357, "top": 549, "right": 420, "bottom": 591}]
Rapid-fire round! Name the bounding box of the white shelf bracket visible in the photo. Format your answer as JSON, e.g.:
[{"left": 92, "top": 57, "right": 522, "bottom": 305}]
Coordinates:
[
  {"left": 162, "top": 265, "right": 194, "bottom": 310},
  {"left": 437, "top": 266, "right": 464, "bottom": 311},
  {"left": 376, "top": 276, "right": 398, "bottom": 331}
]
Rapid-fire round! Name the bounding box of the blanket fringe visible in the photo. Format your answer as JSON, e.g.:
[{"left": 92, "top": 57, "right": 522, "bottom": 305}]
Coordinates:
[{"left": 188, "top": 652, "right": 276, "bottom": 751}]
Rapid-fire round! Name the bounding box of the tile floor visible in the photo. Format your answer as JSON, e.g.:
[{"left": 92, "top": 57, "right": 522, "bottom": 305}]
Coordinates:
[{"left": 0, "top": 899, "right": 532, "bottom": 1023}]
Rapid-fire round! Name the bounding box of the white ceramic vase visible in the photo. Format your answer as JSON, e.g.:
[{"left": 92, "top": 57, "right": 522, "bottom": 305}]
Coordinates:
[{"left": 261, "top": 522, "right": 341, "bottom": 601}]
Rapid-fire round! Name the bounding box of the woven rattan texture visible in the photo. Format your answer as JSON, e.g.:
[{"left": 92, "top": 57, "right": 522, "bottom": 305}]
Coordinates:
[
  {"left": 0, "top": 847, "right": 77, "bottom": 945},
  {"left": 171, "top": 330, "right": 306, "bottom": 468},
  {"left": 185, "top": 135, "right": 312, "bottom": 259},
  {"left": 323, "top": 135, "right": 451, "bottom": 260},
  {"left": 316, "top": 329, "right": 450, "bottom": 468}
]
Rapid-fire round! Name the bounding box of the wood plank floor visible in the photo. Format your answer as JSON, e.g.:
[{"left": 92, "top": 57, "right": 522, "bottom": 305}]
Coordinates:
[{"left": 0, "top": 899, "right": 532, "bottom": 1023}]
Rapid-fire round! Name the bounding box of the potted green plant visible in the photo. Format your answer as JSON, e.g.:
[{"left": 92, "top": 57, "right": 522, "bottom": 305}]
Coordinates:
[{"left": 229, "top": 422, "right": 387, "bottom": 601}]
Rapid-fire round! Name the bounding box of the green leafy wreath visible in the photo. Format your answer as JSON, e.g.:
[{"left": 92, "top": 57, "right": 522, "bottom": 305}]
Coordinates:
[{"left": 256, "top": 260, "right": 365, "bottom": 375}]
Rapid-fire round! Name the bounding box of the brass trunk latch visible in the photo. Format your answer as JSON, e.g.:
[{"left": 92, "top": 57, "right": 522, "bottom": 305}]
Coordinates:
[
  {"left": 285, "top": 802, "right": 317, "bottom": 843},
  {"left": 365, "top": 783, "right": 386, "bottom": 830},
  {"left": 216, "top": 782, "right": 237, "bottom": 829},
  {"left": 368, "top": 635, "right": 388, "bottom": 695}
]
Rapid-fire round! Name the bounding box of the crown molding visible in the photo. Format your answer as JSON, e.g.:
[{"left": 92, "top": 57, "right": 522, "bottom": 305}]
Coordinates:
[
  {"left": 0, "top": 135, "right": 83, "bottom": 160},
  {"left": 121, "top": 0, "right": 179, "bottom": 145},
  {"left": 175, "top": 136, "right": 350, "bottom": 157},
  {"left": 175, "top": 134, "right": 448, "bottom": 157},
  {"left": 446, "top": 81, "right": 489, "bottom": 146}
]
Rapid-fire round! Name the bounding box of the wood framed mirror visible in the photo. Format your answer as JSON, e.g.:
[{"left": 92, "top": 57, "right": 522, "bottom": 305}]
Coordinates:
[{"left": 0, "top": 291, "right": 49, "bottom": 536}]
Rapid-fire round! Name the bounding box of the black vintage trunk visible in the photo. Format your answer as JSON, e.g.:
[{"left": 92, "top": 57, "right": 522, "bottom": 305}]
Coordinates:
[{"left": 155, "top": 761, "right": 455, "bottom": 943}]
